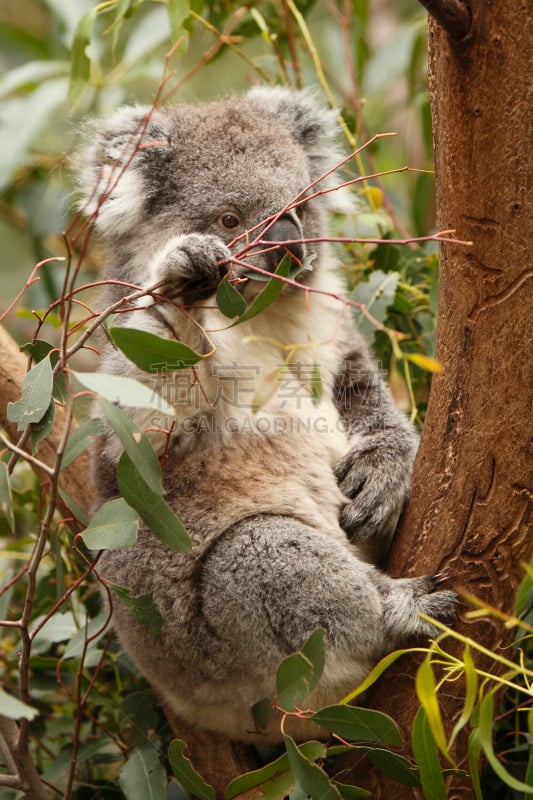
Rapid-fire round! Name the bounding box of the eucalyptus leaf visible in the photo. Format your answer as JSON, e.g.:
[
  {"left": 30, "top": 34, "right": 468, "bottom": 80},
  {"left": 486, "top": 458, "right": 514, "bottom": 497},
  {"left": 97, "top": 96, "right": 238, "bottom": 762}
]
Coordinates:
[
  {"left": 312, "top": 705, "right": 402, "bottom": 746},
  {"left": 61, "top": 418, "right": 103, "bottom": 470},
  {"left": 351, "top": 270, "right": 400, "bottom": 341},
  {"left": 117, "top": 452, "right": 190, "bottom": 553},
  {"left": 412, "top": 707, "right": 447, "bottom": 800},
  {"left": 0, "top": 687, "right": 38, "bottom": 721},
  {"left": 477, "top": 692, "right": 533, "bottom": 795},
  {"left": 168, "top": 739, "right": 215, "bottom": 800},
  {"left": 81, "top": 498, "right": 139, "bottom": 551},
  {"left": 356, "top": 746, "right": 420, "bottom": 787},
  {"left": 284, "top": 734, "right": 341, "bottom": 799},
  {"left": 30, "top": 399, "right": 55, "bottom": 453},
  {"left": 7, "top": 355, "right": 53, "bottom": 430},
  {"left": 69, "top": 6, "right": 98, "bottom": 107},
  {"left": 415, "top": 657, "right": 451, "bottom": 761},
  {"left": 216, "top": 276, "right": 247, "bottom": 318},
  {"left": 109, "top": 326, "right": 204, "bottom": 372},
  {"left": 167, "top": 0, "right": 192, "bottom": 53},
  {"left": 113, "top": 584, "right": 163, "bottom": 637},
  {"left": 73, "top": 370, "right": 174, "bottom": 416},
  {"left": 332, "top": 783, "right": 370, "bottom": 799},
  {"left": 98, "top": 399, "right": 163, "bottom": 496},
  {"left": 119, "top": 742, "right": 167, "bottom": 800},
  {"left": 62, "top": 612, "right": 110, "bottom": 660},
  {"left": 276, "top": 628, "right": 326, "bottom": 711},
  {"left": 226, "top": 741, "right": 326, "bottom": 800},
  {"left": 232, "top": 253, "right": 293, "bottom": 326}
]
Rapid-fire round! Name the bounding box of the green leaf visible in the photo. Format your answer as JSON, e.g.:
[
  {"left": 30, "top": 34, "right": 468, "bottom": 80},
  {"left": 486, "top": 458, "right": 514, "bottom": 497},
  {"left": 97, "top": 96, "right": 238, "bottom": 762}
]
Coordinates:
[
  {"left": 168, "top": 739, "right": 215, "bottom": 800},
  {"left": 342, "top": 647, "right": 415, "bottom": 704},
  {"left": 109, "top": 326, "right": 204, "bottom": 371},
  {"left": 226, "top": 741, "right": 325, "bottom": 799},
  {"left": 216, "top": 277, "right": 247, "bottom": 318},
  {"left": 113, "top": 584, "right": 163, "bottom": 637},
  {"left": 99, "top": 399, "right": 163, "bottom": 496},
  {"left": 356, "top": 747, "right": 420, "bottom": 787},
  {"left": 252, "top": 698, "right": 273, "bottom": 732},
  {"left": 30, "top": 399, "right": 55, "bottom": 453},
  {"left": 276, "top": 628, "right": 326, "bottom": 711},
  {"left": 467, "top": 729, "right": 483, "bottom": 800},
  {"left": 167, "top": 0, "right": 192, "bottom": 53},
  {"left": 63, "top": 612, "right": 110, "bottom": 660},
  {"left": 20, "top": 340, "right": 68, "bottom": 402},
  {"left": 231, "top": 253, "right": 293, "bottom": 326},
  {"left": 0, "top": 59, "right": 69, "bottom": 98},
  {"left": 332, "top": 783, "right": 371, "bottom": 799},
  {"left": 0, "top": 687, "right": 38, "bottom": 720},
  {"left": 68, "top": 7, "right": 97, "bottom": 107},
  {"left": 61, "top": 418, "right": 103, "bottom": 470},
  {"left": 312, "top": 705, "right": 402, "bottom": 746},
  {"left": 449, "top": 645, "right": 478, "bottom": 748},
  {"left": 117, "top": 452, "right": 191, "bottom": 553},
  {"left": 415, "top": 656, "right": 451, "bottom": 762},
  {"left": 73, "top": 371, "right": 174, "bottom": 416},
  {"left": 32, "top": 611, "right": 77, "bottom": 654},
  {"left": 120, "top": 692, "right": 161, "bottom": 749},
  {"left": 7, "top": 355, "right": 53, "bottom": 430},
  {"left": 119, "top": 742, "right": 167, "bottom": 800},
  {"left": 284, "top": 734, "right": 341, "bottom": 799},
  {"left": 0, "top": 462, "right": 14, "bottom": 533},
  {"left": 352, "top": 270, "right": 400, "bottom": 340},
  {"left": 477, "top": 692, "right": 533, "bottom": 794},
  {"left": 81, "top": 498, "right": 139, "bottom": 550},
  {"left": 412, "top": 707, "right": 447, "bottom": 800}
]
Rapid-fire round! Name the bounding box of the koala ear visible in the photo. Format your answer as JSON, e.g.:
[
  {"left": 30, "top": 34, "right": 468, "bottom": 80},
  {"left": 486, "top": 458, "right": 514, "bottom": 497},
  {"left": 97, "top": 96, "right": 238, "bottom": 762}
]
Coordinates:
[
  {"left": 75, "top": 105, "right": 171, "bottom": 237},
  {"left": 245, "top": 86, "right": 340, "bottom": 173}
]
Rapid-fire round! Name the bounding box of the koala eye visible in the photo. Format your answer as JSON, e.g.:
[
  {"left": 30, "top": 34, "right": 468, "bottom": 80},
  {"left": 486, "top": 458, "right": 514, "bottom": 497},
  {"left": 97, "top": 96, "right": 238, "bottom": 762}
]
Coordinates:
[
  {"left": 294, "top": 205, "right": 305, "bottom": 220},
  {"left": 219, "top": 212, "right": 241, "bottom": 229}
]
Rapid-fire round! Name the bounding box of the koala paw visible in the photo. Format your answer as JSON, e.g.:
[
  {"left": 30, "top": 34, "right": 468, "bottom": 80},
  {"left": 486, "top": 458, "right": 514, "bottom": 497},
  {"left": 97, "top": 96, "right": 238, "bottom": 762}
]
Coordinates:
[
  {"left": 414, "top": 577, "right": 458, "bottom": 637},
  {"left": 382, "top": 575, "right": 458, "bottom": 643},
  {"left": 335, "top": 436, "right": 415, "bottom": 547},
  {"left": 153, "top": 233, "right": 231, "bottom": 303}
]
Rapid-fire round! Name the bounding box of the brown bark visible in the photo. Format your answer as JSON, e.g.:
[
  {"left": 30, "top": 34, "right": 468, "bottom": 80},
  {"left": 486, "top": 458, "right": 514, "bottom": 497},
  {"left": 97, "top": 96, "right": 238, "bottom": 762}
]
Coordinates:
[{"left": 342, "top": 0, "right": 533, "bottom": 795}]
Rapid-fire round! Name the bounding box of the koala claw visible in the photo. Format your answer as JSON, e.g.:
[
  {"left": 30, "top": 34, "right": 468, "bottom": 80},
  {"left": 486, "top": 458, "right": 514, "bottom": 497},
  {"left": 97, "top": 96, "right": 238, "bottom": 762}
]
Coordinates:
[{"left": 429, "top": 573, "right": 451, "bottom": 589}]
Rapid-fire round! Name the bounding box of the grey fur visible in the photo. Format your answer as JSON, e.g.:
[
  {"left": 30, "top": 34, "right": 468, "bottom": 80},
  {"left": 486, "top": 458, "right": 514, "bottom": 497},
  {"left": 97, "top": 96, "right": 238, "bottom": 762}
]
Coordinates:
[{"left": 80, "top": 88, "right": 455, "bottom": 743}]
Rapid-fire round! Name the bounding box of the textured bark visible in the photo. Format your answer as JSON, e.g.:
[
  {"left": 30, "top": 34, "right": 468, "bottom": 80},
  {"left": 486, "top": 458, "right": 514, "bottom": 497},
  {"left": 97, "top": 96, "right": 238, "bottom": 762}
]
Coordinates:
[{"left": 342, "top": 0, "right": 533, "bottom": 795}]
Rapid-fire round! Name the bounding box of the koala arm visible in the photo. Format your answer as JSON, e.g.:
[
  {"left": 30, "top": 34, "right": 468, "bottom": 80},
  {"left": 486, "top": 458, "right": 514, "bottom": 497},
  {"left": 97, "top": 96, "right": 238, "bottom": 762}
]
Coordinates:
[{"left": 333, "top": 346, "right": 418, "bottom": 562}]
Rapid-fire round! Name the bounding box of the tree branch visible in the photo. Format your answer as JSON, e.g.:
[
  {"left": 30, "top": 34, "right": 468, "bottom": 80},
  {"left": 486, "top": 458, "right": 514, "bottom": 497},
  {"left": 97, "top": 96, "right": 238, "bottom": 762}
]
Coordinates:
[
  {"left": 416, "top": 0, "right": 472, "bottom": 40},
  {"left": 0, "top": 717, "right": 48, "bottom": 800}
]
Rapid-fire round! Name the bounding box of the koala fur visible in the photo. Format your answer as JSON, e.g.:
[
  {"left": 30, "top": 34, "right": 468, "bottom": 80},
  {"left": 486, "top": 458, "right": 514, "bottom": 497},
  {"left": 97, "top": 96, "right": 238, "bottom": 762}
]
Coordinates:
[{"left": 79, "top": 87, "right": 455, "bottom": 743}]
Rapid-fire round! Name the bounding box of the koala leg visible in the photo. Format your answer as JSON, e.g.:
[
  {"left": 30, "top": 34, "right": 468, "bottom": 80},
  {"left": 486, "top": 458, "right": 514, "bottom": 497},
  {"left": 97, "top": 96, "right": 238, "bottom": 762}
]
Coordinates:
[{"left": 190, "top": 514, "right": 455, "bottom": 740}]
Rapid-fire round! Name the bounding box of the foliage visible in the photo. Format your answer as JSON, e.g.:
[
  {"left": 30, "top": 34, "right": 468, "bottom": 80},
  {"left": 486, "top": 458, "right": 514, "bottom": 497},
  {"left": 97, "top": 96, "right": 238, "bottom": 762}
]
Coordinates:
[{"left": 0, "top": 1, "right": 531, "bottom": 799}]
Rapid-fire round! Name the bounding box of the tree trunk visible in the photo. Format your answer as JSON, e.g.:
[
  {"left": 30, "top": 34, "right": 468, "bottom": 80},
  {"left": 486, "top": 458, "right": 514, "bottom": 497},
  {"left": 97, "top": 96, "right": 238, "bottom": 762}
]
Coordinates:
[{"left": 342, "top": 0, "right": 532, "bottom": 795}]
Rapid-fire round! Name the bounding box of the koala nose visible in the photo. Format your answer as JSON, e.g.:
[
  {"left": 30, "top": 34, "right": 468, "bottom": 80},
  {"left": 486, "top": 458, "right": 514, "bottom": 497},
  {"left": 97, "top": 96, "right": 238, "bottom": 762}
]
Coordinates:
[{"left": 261, "top": 214, "right": 304, "bottom": 272}]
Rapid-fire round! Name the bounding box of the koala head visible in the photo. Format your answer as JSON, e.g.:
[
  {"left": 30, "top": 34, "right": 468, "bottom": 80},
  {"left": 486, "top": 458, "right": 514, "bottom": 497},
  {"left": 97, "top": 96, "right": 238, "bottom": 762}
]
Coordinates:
[{"left": 77, "top": 88, "right": 341, "bottom": 271}]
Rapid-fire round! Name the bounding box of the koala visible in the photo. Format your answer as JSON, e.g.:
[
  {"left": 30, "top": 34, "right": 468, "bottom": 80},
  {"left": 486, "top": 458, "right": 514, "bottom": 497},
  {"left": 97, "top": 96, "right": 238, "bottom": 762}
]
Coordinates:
[{"left": 78, "top": 87, "right": 455, "bottom": 743}]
